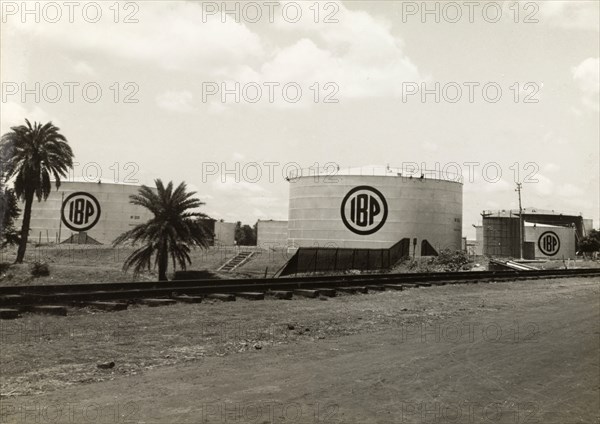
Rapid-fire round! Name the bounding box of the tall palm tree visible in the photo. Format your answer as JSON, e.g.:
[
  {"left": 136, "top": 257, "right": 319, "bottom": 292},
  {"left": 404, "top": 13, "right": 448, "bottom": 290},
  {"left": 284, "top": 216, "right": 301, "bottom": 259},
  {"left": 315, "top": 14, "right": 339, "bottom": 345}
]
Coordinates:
[
  {"left": 0, "top": 120, "right": 74, "bottom": 263},
  {"left": 113, "top": 179, "right": 211, "bottom": 281}
]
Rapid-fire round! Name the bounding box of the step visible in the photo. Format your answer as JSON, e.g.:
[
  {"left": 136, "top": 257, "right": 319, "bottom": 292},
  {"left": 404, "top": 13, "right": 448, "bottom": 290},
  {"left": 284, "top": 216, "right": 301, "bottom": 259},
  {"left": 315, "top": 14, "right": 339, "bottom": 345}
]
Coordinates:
[
  {"left": 267, "top": 291, "right": 293, "bottom": 300},
  {"left": 318, "top": 288, "right": 336, "bottom": 297},
  {"left": 171, "top": 295, "right": 203, "bottom": 303},
  {"left": 293, "top": 289, "right": 319, "bottom": 298},
  {"left": 417, "top": 283, "right": 432, "bottom": 287},
  {"left": 85, "top": 301, "right": 129, "bottom": 311},
  {"left": 28, "top": 305, "right": 68, "bottom": 316},
  {"left": 350, "top": 286, "right": 369, "bottom": 293},
  {"left": 384, "top": 284, "right": 404, "bottom": 291},
  {"left": 235, "top": 292, "right": 264, "bottom": 301},
  {"left": 206, "top": 293, "right": 236, "bottom": 302},
  {"left": 140, "top": 299, "right": 177, "bottom": 307},
  {"left": 402, "top": 284, "right": 418, "bottom": 289},
  {"left": 336, "top": 287, "right": 368, "bottom": 294},
  {"left": 336, "top": 287, "right": 359, "bottom": 294},
  {"left": 365, "top": 285, "right": 386, "bottom": 291},
  {"left": 0, "top": 309, "right": 21, "bottom": 319},
  {"left": 0, "top": 294, "right": 28, "bottom": 305}
]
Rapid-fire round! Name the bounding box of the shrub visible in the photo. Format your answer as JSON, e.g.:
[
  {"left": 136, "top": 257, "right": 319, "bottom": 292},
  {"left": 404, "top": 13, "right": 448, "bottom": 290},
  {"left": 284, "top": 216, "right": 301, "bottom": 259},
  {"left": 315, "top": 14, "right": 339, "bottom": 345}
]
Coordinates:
[
  {"left": 435, "top": 249, "right": 471, "bottom": 272},
  {"left": 31, "top": 261, "right": 50, "bottom": 277}
]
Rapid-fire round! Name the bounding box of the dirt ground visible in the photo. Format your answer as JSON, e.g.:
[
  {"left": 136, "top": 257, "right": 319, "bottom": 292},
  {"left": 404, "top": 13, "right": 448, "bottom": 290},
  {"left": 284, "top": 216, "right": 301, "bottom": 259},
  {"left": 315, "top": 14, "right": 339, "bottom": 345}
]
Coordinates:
[{"left": 1, "top": 276, "right": 598, "bottom": 423}]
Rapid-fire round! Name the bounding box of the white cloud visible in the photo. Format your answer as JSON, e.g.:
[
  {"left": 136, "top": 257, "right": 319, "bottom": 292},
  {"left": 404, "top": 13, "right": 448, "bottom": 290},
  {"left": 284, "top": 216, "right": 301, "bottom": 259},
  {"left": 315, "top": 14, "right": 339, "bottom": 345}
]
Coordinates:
[
  {"left": 156, "top": 90, "right": 196, "bottom": 113},
  {"left": 72, "top": 61, "right": 96, "bottom": 76},
  {"left": 556, "top": 183, "right": 584, "bottom": 198},
  {"left": 531, "top": 174, "right": 554, "bottom": 196},
  {"left": 256, "top": 3, "right": 422, "bottom": 99},
  {"left": 0, "top": 102, "right": 57, "bottom": 135},
  {"left": 211, "top": 180, "right": 267, "bottom": 194},
  {"left": 572, "top": 57, "right": 600, "bottom": 112},
  {"left": 7, "top": 2, "right": 265, "bottom": 72},
  {"left": 543, "top": 163, "right": 560, "bottom": 173},
  {"left": 540, "top": 2, "right": 600, "bottom": 31}
]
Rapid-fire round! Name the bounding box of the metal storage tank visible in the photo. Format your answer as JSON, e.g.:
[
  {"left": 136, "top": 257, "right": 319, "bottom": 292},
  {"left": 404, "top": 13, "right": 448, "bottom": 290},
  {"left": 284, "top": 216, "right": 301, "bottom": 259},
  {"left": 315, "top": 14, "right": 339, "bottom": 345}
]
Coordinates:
[
  {"left": 287, "top": 168, "right": 462, "bottom": 255},
  {"left": 15, "top": 180, "right": 155, "bottom": 245},
  {"left": 256, "top": 220, "right": 288, "bottom": 249},
  {"left": 481, "top": 211, "right": 521, "bottom": 257}
]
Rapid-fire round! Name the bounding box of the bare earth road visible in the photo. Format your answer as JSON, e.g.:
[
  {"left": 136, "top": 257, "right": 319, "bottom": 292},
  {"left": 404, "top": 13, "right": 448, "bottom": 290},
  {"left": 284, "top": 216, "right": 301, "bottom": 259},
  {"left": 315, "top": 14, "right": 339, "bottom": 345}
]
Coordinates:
[{"left": 1, "top": 277, "right": 599, "bottom": 424}]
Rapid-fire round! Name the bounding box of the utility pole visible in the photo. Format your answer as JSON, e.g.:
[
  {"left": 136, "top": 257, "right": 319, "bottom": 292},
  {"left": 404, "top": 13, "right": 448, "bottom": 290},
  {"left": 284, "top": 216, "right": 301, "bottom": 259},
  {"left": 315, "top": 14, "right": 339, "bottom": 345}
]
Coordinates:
[{"left": 515, "top": 183, "right": 524, "bottom": 259}]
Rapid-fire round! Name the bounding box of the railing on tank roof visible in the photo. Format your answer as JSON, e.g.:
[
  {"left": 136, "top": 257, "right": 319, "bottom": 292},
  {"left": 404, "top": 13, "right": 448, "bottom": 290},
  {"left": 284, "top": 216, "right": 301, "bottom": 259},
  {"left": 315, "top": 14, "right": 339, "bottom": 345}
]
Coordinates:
[{"left": 285, "top": 165, "right": 464, "bottom": 183}]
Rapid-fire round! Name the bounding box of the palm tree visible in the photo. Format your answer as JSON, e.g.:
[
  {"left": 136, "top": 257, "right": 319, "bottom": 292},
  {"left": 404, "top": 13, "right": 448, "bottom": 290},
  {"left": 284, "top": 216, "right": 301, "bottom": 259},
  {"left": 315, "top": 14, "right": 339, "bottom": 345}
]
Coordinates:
[
  {"left": 0, "top": 120, "right": 74, "bottom": 263},
  {"left": 113, "top": 179, "right": 211, "bottom": 281}
]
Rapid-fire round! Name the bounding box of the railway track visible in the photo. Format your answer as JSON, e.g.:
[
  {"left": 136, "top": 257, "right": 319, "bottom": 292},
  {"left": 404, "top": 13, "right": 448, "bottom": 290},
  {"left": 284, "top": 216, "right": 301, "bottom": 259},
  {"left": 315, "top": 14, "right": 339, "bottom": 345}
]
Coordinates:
[{"left": 0, "top": 268, "right": 599, "bottom": 319}]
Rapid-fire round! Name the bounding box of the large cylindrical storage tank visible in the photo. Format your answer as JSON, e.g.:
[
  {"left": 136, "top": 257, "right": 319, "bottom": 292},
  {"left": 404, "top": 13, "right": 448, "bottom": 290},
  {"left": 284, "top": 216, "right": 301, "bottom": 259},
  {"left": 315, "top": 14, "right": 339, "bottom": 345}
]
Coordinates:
[
  {"left": 288, "top": 174, "right": 462, "bottom": 255},
  {"left": 16, "top": 181, "right": 155, "bottom": 245}
]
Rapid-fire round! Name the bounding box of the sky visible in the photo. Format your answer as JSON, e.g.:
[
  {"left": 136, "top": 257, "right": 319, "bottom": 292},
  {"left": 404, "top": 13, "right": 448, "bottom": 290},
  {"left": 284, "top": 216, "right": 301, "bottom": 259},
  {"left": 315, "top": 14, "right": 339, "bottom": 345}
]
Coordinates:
[{"left": 1, "top": 0, "right": 599, "bottom": 238}]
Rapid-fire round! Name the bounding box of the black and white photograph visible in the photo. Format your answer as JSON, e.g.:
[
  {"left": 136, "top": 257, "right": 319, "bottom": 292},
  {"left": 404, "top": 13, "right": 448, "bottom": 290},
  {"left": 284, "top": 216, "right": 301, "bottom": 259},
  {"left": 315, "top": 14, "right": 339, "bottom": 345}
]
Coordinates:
[{"left": 1, "top": 1, "right": 599, "bottom": 423}]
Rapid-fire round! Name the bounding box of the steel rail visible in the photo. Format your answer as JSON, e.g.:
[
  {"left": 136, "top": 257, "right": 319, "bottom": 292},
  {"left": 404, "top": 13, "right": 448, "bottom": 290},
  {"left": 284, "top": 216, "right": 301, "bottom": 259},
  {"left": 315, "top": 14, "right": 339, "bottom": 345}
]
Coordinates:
[{"left": 1, "top": 268, "right": 598, "bottom": 308}]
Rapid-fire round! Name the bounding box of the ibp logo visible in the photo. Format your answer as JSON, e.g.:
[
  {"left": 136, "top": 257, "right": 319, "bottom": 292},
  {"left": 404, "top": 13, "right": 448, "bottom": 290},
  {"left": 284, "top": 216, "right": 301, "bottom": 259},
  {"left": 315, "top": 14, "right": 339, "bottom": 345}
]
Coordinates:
[
  {"left": 61, "top": 192, "right": 101, "bottom": 232},
  {"left": 341, "top": 186, "right": 388, "bottom": 235},
  {"left": 538, "top": 231, "right": 560, "bottom": 256}
]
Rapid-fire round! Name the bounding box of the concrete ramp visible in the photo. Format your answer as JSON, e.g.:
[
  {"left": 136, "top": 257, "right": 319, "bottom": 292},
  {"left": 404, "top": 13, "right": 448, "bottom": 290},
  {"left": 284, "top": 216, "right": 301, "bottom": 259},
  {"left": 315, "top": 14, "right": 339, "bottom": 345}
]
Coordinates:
[{"left": 489, "top": 259, "right": 538, "bottom": 271}]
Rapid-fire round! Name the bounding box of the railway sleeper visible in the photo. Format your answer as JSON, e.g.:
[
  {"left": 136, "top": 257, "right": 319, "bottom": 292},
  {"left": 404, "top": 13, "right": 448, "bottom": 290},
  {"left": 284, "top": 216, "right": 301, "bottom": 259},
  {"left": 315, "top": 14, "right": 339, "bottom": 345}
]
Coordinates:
[
  {"left": 266, "top": 290, "right": 293, "bottom": 300},
  {"left": 0, "top": 308, "right": 21, "bottom": 319},
  {"left": 235, "top": 292, "right": 265, "bottom": 301}
]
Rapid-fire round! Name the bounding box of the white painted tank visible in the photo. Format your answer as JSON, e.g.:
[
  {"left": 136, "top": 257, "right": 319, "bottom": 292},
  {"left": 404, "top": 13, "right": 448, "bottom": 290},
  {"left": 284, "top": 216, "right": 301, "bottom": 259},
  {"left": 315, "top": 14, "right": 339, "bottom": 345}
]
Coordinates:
[
  {"left": 214, "top": 221, "right": 236, "bottom": 246},
  {"left": 525, "top": 226, "right": 576, "bottom": 259},
  {"left": 256, "top": 219, "right": 288, "bottom": 249},
  {"left": 16, "top": 181, "right": 155, "bottom": 245},
  {"left": 287, "top": 170, "right": 463, "bottom": 255}
]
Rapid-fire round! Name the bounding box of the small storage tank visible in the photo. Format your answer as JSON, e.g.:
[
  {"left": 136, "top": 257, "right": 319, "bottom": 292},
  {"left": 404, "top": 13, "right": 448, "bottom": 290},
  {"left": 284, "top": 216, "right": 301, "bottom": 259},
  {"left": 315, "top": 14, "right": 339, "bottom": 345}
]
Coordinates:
[
  {"left": 256, "top": 220, "right": 288, "bottom": 249},
  {"left": 214, "top": 221, "right": 236, "bottom": 246},
  {"left": 287, "top": 170, "right": 463, "bottom": 255}
]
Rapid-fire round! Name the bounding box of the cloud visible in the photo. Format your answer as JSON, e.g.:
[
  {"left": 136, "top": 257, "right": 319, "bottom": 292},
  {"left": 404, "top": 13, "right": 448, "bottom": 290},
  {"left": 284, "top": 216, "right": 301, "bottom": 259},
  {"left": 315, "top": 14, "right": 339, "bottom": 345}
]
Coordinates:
[
  {"left": 540, "top": 1, "right": 600, "bottom": 31},
  {"left": 211, "top": 180, "right": 267, "bottom": 194},
  {"left": 572, "top": 57, "right": 600, "bottom": 112},
  {"left": 0, "top": 102, "right": 56, "bottom": 135},
  {"left": 543, "top": 163, "right": 560, "bottom": 173},
  {"left": 530, "top": 174, "right": 554, "bottom": 196},
  {"left": 72, "top": 61, "right": 96, "bottom": 76},
  {"left": 156, "top": 90, "right": 196, "bottom": 113},
  {"left": 202, "top": 1, "right": 422, "bottom": 110},
  {"left": 556, "top": 183, "right": 584, "bottom": 198},
  {"left": 258, "top": 2, "right": 423, "bottom": 99},
  {"left": 7, "top": 2, "right": 265, "bottom": 72}
]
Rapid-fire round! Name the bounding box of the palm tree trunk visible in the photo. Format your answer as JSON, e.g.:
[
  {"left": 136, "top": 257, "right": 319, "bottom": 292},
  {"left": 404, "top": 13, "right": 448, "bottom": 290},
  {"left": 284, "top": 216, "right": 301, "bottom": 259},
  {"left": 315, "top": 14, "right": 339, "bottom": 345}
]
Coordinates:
[
  {"left": 158, "top": 243, "right": 168, "bottom": 281},
  {"left": 15, "top": 190, "right": 34, "bottom": 263}
]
